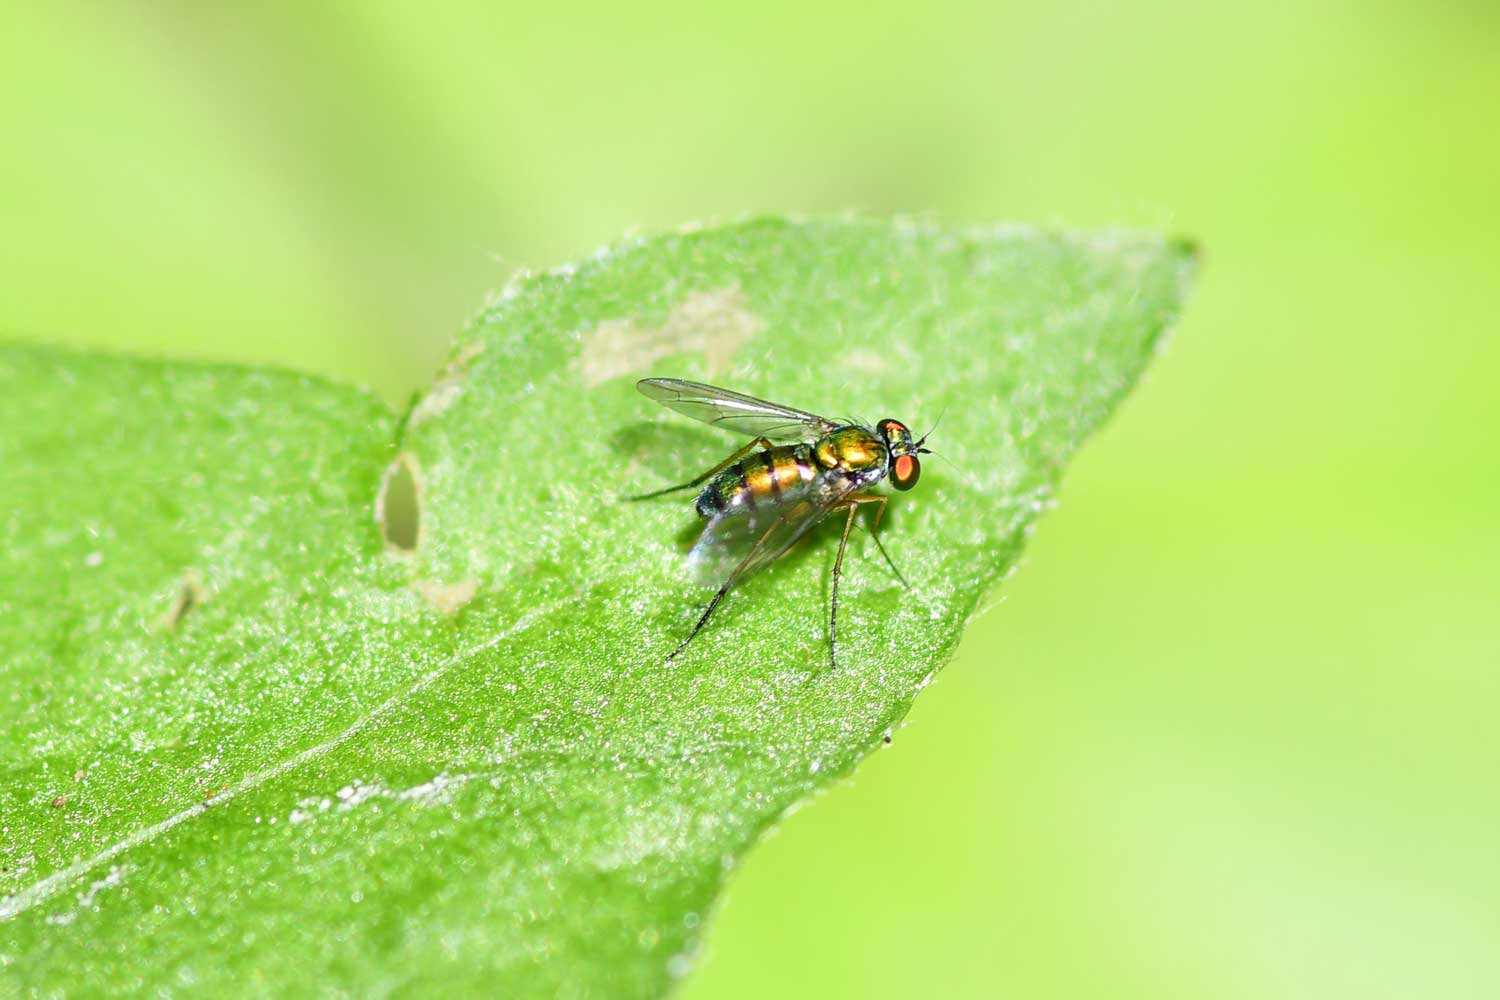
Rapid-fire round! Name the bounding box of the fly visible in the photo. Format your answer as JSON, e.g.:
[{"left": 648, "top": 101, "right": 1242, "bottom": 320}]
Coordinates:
[{"left": 630, "top": 377, "right": 931, "bottom": 669}]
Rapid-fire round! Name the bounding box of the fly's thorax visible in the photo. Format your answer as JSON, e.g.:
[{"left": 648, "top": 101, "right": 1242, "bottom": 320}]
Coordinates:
[
  {"left": 813, "top": 426, "right": 887, "bottom": 476},
  {"left": 695, "top": 443, "right": 818, "bottom": 518}
]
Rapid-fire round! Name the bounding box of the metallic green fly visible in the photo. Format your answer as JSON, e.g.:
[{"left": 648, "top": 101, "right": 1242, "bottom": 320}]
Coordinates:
[{"left": 631, "top": 377, "right": 931, "bottom": 669}]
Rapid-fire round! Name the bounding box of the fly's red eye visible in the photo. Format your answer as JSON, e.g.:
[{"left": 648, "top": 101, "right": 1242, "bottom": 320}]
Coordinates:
[{"left": 892, "top": 454, "right": 920, "bottom": 490}]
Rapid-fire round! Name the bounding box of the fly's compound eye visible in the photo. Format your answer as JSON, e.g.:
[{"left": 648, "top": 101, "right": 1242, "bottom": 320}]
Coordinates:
[{"left": 892, "top": 453, "right": 921, "bottom": 491}]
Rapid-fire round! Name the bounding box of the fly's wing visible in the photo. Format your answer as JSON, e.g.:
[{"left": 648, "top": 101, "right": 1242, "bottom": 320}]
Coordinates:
[
  {"left": 637, "top": 378, "right": 838, "bottom": 442},
  {"left": 686, "top": 476, "right": 856, "bottom": 588}
]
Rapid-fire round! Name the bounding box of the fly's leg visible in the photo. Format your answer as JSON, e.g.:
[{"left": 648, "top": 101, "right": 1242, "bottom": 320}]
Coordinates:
[
  {"left": 859, "top": 496, "right": 908, "bottom": 588},
  {"left": 668, "top": 588, "right": 729, "bottom": 661},
  {"left": 627, "top": 437, "right": 775, "bottom": 501},
  {"left": 829, "top": 493, "right": 888, "bottom": 670},
  {"left": 666, "top": 504, "right": 806, "bottom": 661}
]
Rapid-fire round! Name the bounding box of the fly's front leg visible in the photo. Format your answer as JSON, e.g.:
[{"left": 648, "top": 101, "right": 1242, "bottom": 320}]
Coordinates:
[
  {"left": 864, "top": 494, "right": 888, "bottom": 537},
  {"left": 828, "top": 493, "right": 888, "bottom": 670},
  {"left": 857, "top": 494, "right": 908, "bottom": 588},
  {"left": 627, "top": 437, "right": 775, "bottom": 501}
]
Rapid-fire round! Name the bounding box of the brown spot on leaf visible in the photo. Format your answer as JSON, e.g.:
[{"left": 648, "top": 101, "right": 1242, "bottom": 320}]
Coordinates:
[
  {"left": 579, "top": 285, "right": 764, "bottom": 387},
  {"left": 844, "top": 349, "right": 891, "bottom": 375},
  {"left": 409, "top": 341, "right": 485, "bottom": 428},
  {"left": 417, "top": 578, "right": 479, "bottom": 616}
]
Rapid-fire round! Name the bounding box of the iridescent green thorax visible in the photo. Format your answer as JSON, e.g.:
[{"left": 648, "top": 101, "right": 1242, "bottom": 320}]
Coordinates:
[{"left": 814, "top": 426, "right": 887, "bottom": 473}]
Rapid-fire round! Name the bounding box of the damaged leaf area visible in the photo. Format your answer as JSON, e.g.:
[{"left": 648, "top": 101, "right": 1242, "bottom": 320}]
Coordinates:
[{"left": 0, "top": 218, "right": 1194, "bottom": 996}]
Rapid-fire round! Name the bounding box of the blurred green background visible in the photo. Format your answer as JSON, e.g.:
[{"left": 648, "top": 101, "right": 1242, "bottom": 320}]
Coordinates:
[{"left": 4, "top": 2, "right": 1497, "bottom": 997}]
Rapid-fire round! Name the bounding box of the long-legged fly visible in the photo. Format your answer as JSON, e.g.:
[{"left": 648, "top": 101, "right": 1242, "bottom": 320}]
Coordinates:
[{"left": 630, "top": 378, "right": 930, "bottom": 669}]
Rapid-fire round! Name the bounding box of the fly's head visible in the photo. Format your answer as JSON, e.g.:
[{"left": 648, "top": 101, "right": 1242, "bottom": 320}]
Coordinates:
[{"left": 876, "top": 418, "right": 931, "bottom": 491}]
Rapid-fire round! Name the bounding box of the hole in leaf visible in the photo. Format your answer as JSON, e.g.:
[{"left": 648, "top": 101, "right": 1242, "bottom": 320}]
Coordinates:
[{"left": 378, "top": 454, "right": 421, "bottom": 554}]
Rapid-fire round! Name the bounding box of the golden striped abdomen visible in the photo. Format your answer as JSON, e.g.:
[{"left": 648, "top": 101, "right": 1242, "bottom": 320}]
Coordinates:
[{"left": 696, "top": 444, "right": 817, "bottom": 518}]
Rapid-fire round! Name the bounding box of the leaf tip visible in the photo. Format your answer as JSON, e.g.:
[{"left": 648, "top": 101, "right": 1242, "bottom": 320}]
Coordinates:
[{"left": 1168, "top": 235, "right": 1204, "bottom": 280}]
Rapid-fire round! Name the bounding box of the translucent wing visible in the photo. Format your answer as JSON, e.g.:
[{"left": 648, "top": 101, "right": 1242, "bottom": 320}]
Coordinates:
[
  {"left": 686, "top": 475, "right": 858, "bottom": 588},
  {"left": 637, "top": 378, "right": 838, "bottom": 442}
]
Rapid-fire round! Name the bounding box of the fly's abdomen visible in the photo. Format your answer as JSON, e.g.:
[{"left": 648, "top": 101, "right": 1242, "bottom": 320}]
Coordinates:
[{"left": 696, "top": 444, "right": 816, "bottom": 518}]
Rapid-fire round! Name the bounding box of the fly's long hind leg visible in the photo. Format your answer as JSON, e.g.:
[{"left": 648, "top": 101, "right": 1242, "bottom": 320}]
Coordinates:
[
  {"left": 627, "top": 437, "right": 775, "bottom": 501},
  {"left": 666, "top": 502, "right": 807, "bottom": 661},
  {"left": 828, "top": 493, "right": 888, "bottom": 670},
  {"left": 669, "top": 587, "right": 729, "bottom": 661}
]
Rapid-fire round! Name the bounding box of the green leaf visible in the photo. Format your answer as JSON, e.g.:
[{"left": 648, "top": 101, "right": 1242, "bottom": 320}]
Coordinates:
[{"left": 0, "top": 218, "right": 1193, "bottom": 995}]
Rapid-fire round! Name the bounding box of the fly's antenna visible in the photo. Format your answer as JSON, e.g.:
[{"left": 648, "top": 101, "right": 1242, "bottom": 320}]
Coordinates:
[
  {"left": 925, "top": 448, "right": 972, "bottom": 484},
  {"left": 911, "top": 406, "right": 979, "bottom": 489},
  {"left": 915, "top": 406, "right": 947, "bottom": 452}
]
